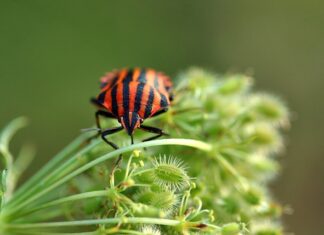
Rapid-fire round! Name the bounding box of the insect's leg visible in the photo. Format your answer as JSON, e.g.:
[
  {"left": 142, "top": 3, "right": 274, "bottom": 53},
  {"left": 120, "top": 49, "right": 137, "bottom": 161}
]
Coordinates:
[
  {"left": 101, "top": 126, "right": 123, "bottom": 149},
  {"left": 130, "top": 135, "right": 134, "bottom": 145},
  {"left": 101, "top": 126, "right": 124, "bottom": 184},
  {"left": 91, "top": 97, "right": 109, "bottom": 110},
  {"left": 95, "top": 110, "right": 116, "bottom": 129},
  {"left": 151, "top": 107, "right": 168, "bottom": 118},
  {"left": 140, "top": 125, "right": 169, "bottom": 142},
  {"left": 86, "top": 110, "right": 116, "bottom": 142}
]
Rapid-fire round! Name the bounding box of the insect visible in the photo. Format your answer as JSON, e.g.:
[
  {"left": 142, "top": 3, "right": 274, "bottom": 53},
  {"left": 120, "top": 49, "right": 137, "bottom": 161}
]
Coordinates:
[{"left": 91, "top": 68, "right": 173, "bottom": 149}]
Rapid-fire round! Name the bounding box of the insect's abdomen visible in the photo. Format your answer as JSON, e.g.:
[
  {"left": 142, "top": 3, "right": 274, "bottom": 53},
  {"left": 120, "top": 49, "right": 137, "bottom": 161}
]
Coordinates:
[{"left": 97, "top": 68, "right": 172, "bottom": 119}]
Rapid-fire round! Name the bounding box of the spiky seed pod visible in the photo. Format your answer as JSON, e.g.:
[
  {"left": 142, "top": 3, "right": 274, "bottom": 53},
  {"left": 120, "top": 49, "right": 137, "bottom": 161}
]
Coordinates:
[
  {"left": 150, "top": 191, "right": 178, "bottom": 212},
  {"left": 152, "top": 155, "right": 190, "bottom": 190},
  {"left": 135, "top": 188, "right": 178, "bottom": 215},
  {"left": 141, "top": 226, "right": 161, "bottom": 235},
  {"left": 135, "top": 189, "right": 155, "bottom": 204}
]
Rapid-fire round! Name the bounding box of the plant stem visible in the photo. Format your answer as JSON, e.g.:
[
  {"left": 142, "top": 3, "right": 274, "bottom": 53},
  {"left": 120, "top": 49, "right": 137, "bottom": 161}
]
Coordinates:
[
  {"left": 0, "top": 117, "right": 28, "bottom": 204},
  {"left": 13, "top": 230, "right": 98, "bottom": 235},
  {"left": 131, "top": 168, "right": 154, "bottom": 177},
  {"left": 15, "top": 190, "right": 110, "bottom": 218},
  {"left": 217, "top": 154, "right": 249, "bottom": 191},
  {"left": 6, "top": 217, "right": 220, "bottom": 233},
  {"left": 108, "top": 230, "right": 143, "bottom": 235},
  {"left": 11, "top": 133, "right": 88, "bottom": 197},
  {"left": 123, "top": 154, "right": 134, "bottom": 182},
  {"left": 4, "top": 139, "right": 212, "bottom": 218},
  {"left": 4, "top": 137, "right": 100, "bottom": 211},
  {"left": 7, "top": 217, "right": 174, "bottom": 228}
]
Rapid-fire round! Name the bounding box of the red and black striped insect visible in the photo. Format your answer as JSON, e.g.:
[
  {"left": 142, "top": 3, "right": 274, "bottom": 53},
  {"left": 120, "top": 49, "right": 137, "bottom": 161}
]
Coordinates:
[{"left": 91, "top": 68, "right": 173, "bottom": 149}]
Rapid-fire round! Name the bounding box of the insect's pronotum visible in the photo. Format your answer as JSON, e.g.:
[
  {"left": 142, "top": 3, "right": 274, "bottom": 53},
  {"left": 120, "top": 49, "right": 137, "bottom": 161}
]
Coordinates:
[{"left": 91, "top": 68, "right": 173, "bottom": 149}]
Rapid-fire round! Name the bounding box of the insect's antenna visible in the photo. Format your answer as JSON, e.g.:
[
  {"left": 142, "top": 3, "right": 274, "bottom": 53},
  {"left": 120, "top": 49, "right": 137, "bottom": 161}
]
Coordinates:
[{"left": 81, "top": 127, "right": 101, "bottom": 133}]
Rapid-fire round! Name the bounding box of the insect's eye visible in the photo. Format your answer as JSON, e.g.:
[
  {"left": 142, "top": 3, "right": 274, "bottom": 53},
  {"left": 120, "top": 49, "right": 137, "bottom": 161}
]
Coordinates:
[{"left": 140, "top": 118, "right": 144, "bottom": 123}]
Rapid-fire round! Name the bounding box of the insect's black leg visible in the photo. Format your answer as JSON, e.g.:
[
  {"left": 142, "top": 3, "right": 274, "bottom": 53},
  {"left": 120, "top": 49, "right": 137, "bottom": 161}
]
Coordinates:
[
  {"left": 130, "top": 135, "right": 134, "bottom": 145},
  {"left": 140, "top": 125, "right": 169, "bottom": 142},
  {"left": 151, "top": 107, "right": 168, "bottom": 118},
  {"left": 95, "top": 110, "right": 116, "bottom": 129},
  {"left": 101, "top": 126, "right": 123, "bottom": 149},
  {"left": 91, "top": 97, "right": 109, "bottom": 110},
  {"left": 101, "top": 126, "right": 124, "bottom": 183},
  {"left": 85, "top": 110, "right": 117, "bottom": 144}
]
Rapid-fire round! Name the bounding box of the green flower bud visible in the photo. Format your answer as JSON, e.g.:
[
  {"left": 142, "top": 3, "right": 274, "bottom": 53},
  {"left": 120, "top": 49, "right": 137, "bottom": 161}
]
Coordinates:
[
  {"left": 243, "top": 188, "right": 262, "bottom": 205},
  {"left": 133, "top": 149, "right": 141, "bottom": 157},
  {"left": 250, "top": 94, "right": 289, "bottom": 127},
  {"left": 221, "top": 222, "right": 241, "bottom": 235},
  {"left": 255, "top": 228, "right": 282, "bottom": 235},
  {"left": 243, "top": 123, "right": 282, "bottom": 152},
  {"left": 218, "top": 75, "right": 252, "bottom": 95}
]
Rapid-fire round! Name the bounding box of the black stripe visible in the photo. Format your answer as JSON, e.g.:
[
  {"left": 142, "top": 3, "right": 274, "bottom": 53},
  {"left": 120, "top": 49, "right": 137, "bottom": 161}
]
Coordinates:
[
  {"left": 109, "top": 73, "right": 120, "bottom": 88},
  {"left": 124, "top": 112, "right": 130, "bottom": 133},
  {"left": 122, "top": 70, "right": 134, "bottom": 113},
  {"left": 111, "top": 85, "right": 118, "bottom": 116},
  {"left": 144, "top": 87, "right": 155, "bottom": 118},
  {"left": 97, "top": 90, "right": 107, "bottom": 104},
  {"left": 137, "top": 69, "right": 147, "bottom": 83},
  {"left": 134, "top": 83, "right": 144, "bottom": 113},
  {"left": 100, "top": 81, "right": 108, "bottom": 89},
  {"left": 160, "top": 93, "right": 168, "bottom": 107},
  {"left": 131, "top": 112, "right": 137, "bottom": 130}
]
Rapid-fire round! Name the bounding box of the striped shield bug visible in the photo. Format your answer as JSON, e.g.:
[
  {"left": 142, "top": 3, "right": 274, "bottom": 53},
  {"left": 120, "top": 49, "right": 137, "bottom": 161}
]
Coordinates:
[{"left": 91, "top": 68, "right": 173, "bottom": 149}]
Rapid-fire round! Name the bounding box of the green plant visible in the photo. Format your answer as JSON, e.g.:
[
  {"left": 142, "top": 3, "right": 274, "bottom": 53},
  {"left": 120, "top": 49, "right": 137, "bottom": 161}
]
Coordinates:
[{"left": 0, "top": 68, "right": 289, "bottom": 235}]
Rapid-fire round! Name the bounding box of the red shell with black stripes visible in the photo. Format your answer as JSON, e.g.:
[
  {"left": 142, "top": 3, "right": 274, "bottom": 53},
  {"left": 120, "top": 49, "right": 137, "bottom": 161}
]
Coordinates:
[{"left": 94, "top": 68, "right": 172, "bottom": 134}]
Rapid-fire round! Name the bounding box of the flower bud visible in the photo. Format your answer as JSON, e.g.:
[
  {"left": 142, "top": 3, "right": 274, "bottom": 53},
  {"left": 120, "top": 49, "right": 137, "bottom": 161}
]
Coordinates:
[
  {"left": 221, "top": 223, "right": 241, "bottom": 235},
  {"left": 218, "top": 75, "right": 252, "bottom": 95}
]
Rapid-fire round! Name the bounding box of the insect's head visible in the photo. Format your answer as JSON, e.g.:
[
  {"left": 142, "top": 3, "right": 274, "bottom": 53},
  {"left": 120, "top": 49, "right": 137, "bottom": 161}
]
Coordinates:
[{"left": 119, "top": 112, "right": 143, "bottom": 136}]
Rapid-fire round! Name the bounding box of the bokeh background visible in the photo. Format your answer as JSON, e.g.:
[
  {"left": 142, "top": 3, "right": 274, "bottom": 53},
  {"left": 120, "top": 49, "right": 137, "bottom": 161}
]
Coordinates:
[{"left": 0, "top": 1, "right": 323, "bottom": 234}]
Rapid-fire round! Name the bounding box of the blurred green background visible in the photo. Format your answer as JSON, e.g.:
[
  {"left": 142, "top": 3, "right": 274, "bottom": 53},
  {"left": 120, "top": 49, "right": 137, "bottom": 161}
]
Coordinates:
[{"left": 0, "top": 1, "right": 323, "bottom": 234}]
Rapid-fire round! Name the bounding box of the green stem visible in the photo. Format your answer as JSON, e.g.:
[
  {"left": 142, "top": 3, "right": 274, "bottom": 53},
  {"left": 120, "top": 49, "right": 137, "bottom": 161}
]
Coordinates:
[
  {"left": 7, "top": 217, "right": 179, "bottom": 228},
  {"left": 123, "top": 154, "right": 134, "bottom": 182},
  {"left": 108, "top": 230, "right": 143, "bottom": 235},
  {"left": 217, "top": 154, "right": 249, "bottom": 191},
  {"left": 13, "top": 133, "right": 88, "bottom": 195},
  {"left": 13, "top": 230, "right": 98, "bottom": 235},
  {"left": 5, "top": 138, "right": 211, "bottom": 218},
  {"left": 131, "top": 168, "right": 154, "bottom": 177},
  {"left": 4, "top": 138, "right": 100, "bottom": 210},
  {"left": 15, "top": 190, "right": 110, "bottom": 218},
  {"left": 0, "top": 117, "right": 28, "bottom": 203},
  {"left": 6, "top": 217, "right": 220, "bottom": 233}
]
